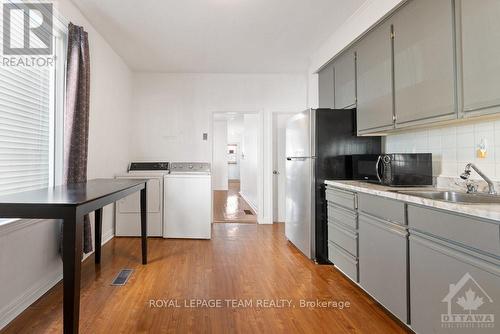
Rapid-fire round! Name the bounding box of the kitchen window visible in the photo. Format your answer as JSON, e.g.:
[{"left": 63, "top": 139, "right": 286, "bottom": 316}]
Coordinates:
[{"left": 0, "top": 5, "right": 67, "bottom": 223}]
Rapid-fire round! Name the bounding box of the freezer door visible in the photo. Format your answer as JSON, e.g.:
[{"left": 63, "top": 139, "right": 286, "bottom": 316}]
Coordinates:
[
  {"left": 285, "top": 158, "right": 314, "bottom": 259},
  {"left": 286, "top": 109, "right": 312, "bottom": 158}
]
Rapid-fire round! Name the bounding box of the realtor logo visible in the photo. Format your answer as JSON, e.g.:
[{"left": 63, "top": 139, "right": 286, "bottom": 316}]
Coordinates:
[
  {"left": 441, "top": 273, "right": 495, "bottom": 329},
  {"left": 2, "top": 2, "right": 53, "bottom": 55}
]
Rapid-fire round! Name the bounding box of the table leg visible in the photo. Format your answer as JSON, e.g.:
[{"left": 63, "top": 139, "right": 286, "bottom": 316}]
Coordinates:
[
  {"left": 62, "top": 213, "right": 84, "bottom": 334},
  {"left": 94, "top": 208, "right": 103, "bottom": 264},
  {"left": 140, "top": 184, "right": 147, "bottom": 264}
]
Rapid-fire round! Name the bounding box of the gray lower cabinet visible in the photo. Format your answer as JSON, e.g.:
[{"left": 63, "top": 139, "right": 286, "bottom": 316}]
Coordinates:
[
  {"left": 408, "top": 204, "right": 500, "bottom": 333},
  {"left": 325, "top": 187, "right": 500, "bottom": 333},
  {"left": 356, "top": 19, "right": 394, "bottom": 133},
  {"left": 326, "top": 186, "right": 359, "bottom": 282},
  {"left": 393, "top": 0, "right": 456, "bottom": 126},
  {"left": 358, "top": 213, "right": 408, "bottom": 323},
  {"left": 334, "top": 49, "right": 356, "bottom": 109},
  {"left": 461, "top": 0, "right": 500, "bottom": 116},
  {"left": 410, "top": 232, "right": 500, "bottom": 334},
  {"left": 318, "top": 62, "right": 335, "bottom": 108}
]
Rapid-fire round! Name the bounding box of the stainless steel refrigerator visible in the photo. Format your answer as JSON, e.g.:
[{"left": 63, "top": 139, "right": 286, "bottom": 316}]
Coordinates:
[{"left": 285, "top": 109, "right": 381, "bottom": 262}]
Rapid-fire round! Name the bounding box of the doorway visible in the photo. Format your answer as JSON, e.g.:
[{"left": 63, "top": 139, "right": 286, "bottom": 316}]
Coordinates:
[
  {"left": 272, "top": 112, "right": 295, "bottom": 223},
  {"left": 212, "top": 112, "right": 258, "bottom": 223}
]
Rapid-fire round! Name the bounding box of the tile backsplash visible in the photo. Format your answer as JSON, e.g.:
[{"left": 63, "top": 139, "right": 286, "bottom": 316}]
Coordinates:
[{"left": 384, "top": 119, "right": 500, "bottom": 180}]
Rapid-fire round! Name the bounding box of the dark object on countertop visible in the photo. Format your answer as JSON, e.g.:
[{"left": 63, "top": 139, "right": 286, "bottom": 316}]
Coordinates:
[
  {"left": 351, "top": 153, "right": 433, "bottom": 186},
  {"left": 377, "top": 153, "right": 433, "bottom": 186}
]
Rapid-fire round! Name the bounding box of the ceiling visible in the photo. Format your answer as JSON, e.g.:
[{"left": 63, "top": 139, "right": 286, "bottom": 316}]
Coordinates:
[{"left": 70, "top": 0, "right": 366, "bottom": 73}]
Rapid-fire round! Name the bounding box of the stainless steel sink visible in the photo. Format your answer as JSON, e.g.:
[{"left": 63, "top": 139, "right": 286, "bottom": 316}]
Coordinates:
[{"left": 391, "top": 190, "right": 500, "bottom": 204}]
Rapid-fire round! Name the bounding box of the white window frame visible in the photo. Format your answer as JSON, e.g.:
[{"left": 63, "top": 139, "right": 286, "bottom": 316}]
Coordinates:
[{"left": 50, "top": 24, "right": 67, "bottom": 187}]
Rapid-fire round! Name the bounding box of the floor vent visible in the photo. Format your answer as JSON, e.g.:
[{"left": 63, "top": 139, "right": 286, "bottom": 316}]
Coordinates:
[
  {"left": 244, "top": 209, "right": 253, "bottom": 215},
  {"left": 111, "top": 269, "right": 133, "bottom": 286}
]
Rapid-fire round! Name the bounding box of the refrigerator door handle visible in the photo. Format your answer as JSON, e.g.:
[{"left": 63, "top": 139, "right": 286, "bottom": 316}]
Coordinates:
[
  {"left": 286, "top": 156, "right": 316, "bottom": 161},
  {"left": 376, "top": 155, "right": 383, "bottom": 183}
]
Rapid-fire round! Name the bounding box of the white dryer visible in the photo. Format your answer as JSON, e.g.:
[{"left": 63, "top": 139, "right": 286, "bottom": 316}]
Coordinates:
[
  {"left": 115, "top": 162, "right": 169, "bottom": 237},
  {"left": 163, "top": 162, "right": 212, "bottom": 239}
]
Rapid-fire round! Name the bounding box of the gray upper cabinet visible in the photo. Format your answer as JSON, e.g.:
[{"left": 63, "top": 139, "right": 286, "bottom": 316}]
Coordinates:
[
  {"left": 461, "top": 0, "right": 500, "bottom": 116},
  {"left": 393, "top": 0, "right": 456, "bottom": 126},
  {"left": 334, "top": 49, "right": 356, "bottom": 109},
  {"left": 356, "top": 20, "right": 394, "bottom": 133},
  {"left": 318, "top": 63, "right": 335, "bottom": 108}
]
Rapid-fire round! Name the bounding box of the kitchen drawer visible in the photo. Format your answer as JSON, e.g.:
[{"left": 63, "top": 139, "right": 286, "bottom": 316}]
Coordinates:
[
  {"left": 408, "top": 205, "right": 500, "bottom": 257},
  {"left": 327, "top": 203, "right": 357, "bottom": 230},
  {"left": 358, "top": 193, "right": 405, "bottom": 225},
  {"left": 325, "top": 187, "right": 356, "bottom": 211},
  {"left": 328, "top": 241, "right": 358, "bottom": 282},
  {"left": 328, "top": 222, "right": 358, "bottom": 256}
]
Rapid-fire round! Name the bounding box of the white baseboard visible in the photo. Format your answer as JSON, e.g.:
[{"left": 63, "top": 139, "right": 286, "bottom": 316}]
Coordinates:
[
  {"left": 102, "top": 229, "right": 114, "bottom": 245},
  {"left": 260, "top": 215, "right": 273, "bottom": 224},
  {"left": 0, "top": 270, "right": 63, "bottom": 330},
  {"left": 239, "top": 191, "right": 258, "bottom": 214},
  {"left": 0, "top": 230, "right": 114, "bottom": 331}
]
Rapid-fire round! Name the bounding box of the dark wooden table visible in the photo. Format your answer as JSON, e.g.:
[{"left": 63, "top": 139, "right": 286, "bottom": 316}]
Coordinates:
[{"left": 0, "top": 179, "right": 148, "bottom": 334}]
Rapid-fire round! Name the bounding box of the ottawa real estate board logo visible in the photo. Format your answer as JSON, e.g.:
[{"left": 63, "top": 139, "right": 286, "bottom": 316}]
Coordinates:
[
  {"left": 441, "top": 273, "right": 495, "bottom": 329},
  {"left": 2, "top": 2, "right": 54, "bottom": 66}
]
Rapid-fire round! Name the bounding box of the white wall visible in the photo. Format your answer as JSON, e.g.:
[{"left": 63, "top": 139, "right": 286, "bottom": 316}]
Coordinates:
[
  {"left": 212, "top": 120, "right": 228, "bottom": 190},
  {"left": 385, "top": 119, "right": 500, "bottom": 180},
  {"left": 307, "top": 0, "right": 404, "bottom": 107},
  {"left": 240, "top": 114, "right": 260, "bottom": 211},
  {"left": 130, "top": 73, "right": 307, "bottom": 223},
  {"left": 0, "top": 0, "right": 133, "bottom": 329},
  {"left": 130, "top": 73, "right": 307, "bottom": 161}
]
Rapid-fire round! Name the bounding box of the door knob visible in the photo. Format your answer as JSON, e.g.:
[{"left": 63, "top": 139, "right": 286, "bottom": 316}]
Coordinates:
[{"left": 273, "top": 170, "right": 280, "bottom": 175}]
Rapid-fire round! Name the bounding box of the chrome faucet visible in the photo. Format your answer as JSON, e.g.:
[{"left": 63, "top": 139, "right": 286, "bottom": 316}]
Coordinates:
[{"left": 460, "top": 163, "right": 497, "bottom": 195}]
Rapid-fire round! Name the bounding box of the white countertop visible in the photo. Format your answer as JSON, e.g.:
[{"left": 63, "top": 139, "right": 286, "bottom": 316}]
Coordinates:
[{"left": 324, "top": 180, "right": 500, "bottom": 223}]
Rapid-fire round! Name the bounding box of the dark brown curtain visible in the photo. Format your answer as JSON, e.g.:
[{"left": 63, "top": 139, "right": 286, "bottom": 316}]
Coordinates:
[{"left": 64, "top": 23, "right": 92, "bottom": 254}]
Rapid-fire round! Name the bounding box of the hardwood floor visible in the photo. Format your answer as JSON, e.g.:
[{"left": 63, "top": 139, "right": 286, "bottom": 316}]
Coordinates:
[
  {"left": 1, "top": 224, "right": 410, "bottom": 334},
  {"left": 213, "top": 180, "right": 257, "bottom": 223}
]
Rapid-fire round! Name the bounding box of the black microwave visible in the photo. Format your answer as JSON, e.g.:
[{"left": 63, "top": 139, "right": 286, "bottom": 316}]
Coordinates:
[{"left": 352, "top": 153, "right": 433, "bottom": 186}]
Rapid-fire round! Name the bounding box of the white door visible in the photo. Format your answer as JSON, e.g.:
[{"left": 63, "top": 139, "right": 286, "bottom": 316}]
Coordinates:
[
  {"left": 240, "top": 114, "right": 259, "bottom": 211},
  {"left": 273, "top": 113, "right": 293, "bottom": 222}
]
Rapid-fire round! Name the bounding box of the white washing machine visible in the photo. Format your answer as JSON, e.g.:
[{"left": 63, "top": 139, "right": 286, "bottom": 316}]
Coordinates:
[
  {"left": 163, "top": 162, "right": 212, "bottom": 239},
  {"left": 115, "top": 162, "right": 169, "bottom": 237}
]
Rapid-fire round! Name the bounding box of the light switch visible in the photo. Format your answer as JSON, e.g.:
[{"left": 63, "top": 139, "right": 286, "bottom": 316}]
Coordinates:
[{"left": 203, "top": 133, "right": 208, "bottom": 141}]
